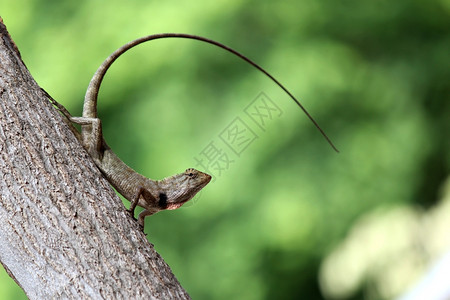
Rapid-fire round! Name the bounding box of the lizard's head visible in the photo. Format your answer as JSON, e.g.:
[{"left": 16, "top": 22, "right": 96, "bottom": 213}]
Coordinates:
[{"left": 157, "top": 168, "right": 211, "bottom": 210}]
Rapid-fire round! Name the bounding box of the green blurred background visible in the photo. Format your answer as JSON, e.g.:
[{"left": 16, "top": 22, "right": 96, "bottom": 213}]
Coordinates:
[{"left": 1, "top": 0, "right": 449, "bottom": 299}]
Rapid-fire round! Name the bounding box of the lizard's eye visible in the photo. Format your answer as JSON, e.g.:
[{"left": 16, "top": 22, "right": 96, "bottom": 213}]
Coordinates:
[{"left": 185, "top": 168, "right": 197, "bottom": 178}]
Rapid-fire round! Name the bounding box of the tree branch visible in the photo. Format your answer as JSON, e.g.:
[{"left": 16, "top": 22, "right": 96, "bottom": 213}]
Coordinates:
[{"left": 0, "top": 18, "right": 190, "bottom": 299}]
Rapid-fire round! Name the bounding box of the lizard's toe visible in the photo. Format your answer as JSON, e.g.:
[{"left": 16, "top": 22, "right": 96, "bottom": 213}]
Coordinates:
[{"left": 126, "top": 209, "right": 137, "bottom": 220}]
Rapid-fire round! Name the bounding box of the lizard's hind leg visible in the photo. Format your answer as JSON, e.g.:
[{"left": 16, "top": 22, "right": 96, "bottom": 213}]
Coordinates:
[
  {"left": 49, "top": 97, "right": 103, "bottom": 156},
  {"left": 69, "top": 117, "right": 103, "bottom": 155}
]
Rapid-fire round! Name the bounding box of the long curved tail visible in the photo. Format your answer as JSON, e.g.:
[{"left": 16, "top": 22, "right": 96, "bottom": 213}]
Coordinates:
[{"left": 83, "top": 33, "right": 339, "bottom": 152}]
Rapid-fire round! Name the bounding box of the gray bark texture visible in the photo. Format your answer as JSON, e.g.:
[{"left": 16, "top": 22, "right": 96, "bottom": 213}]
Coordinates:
[{"left": 0, "top": 18, "right": 190, "bottom": 300}]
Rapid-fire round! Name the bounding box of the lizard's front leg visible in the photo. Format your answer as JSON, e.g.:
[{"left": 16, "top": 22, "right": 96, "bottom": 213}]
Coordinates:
[
  {"left": 137, "top": 209, "right": 157, "bottom": 230},
  {"left": 127, "top": 187, "right": 146, "bottom": 218},
  {"left": 127, "top": 188, "right": 157, "bottom": 227}
]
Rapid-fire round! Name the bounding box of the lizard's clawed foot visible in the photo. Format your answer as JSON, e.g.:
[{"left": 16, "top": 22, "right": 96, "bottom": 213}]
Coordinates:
[
  {"left": 139, "top": 224, "right": 147, "bottom": 235},
  {"left": 126, "top": 208, "right": 137, "bottom": 220}
]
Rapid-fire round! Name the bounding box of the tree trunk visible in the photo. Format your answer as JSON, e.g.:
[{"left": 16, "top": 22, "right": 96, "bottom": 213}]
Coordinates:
[{"left": 0, "top": 18, "right": 190, "bottom": 299}]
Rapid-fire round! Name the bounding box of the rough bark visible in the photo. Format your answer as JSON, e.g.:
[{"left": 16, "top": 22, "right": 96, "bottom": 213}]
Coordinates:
[{"left": 0, "top": 18, "right": 190, "bottom": 299}]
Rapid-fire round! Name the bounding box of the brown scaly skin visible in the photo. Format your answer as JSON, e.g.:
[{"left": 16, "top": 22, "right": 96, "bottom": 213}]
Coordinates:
[
  {"left": 67, "top": 110, "right": 211, "bottom": 229},
  {"left": 55, "top": 33, "right": 337, "bottom": 230}
]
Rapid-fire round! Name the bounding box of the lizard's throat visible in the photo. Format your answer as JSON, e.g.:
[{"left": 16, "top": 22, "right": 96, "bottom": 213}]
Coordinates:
[{"left": 166, "top": 202, "right": 186, "bottom": 210}]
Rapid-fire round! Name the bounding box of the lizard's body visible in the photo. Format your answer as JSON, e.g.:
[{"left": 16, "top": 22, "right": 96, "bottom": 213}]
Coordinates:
[
  {"left": 58, "top": 36, "right": 218, "bottom": 228},
  {"left": 55, "top": 33, "right": 337, "bottom": 229},
  {"left": 70, "top": 108, "right": 211, "bottom": 227}
]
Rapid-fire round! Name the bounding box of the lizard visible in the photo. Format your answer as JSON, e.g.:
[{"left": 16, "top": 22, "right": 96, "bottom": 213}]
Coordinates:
[{"left": 52, "top": 33, "right": 338, "bottom": 230}]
